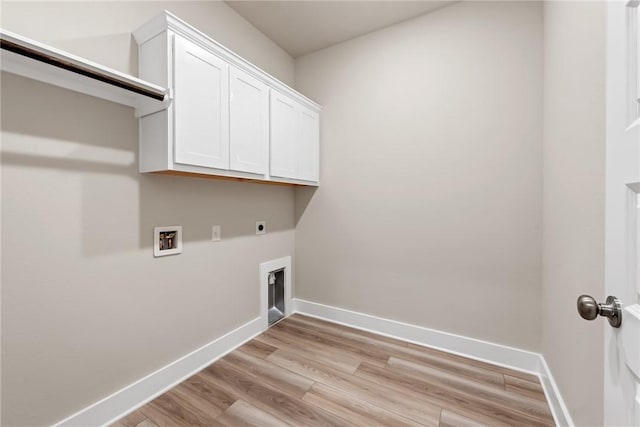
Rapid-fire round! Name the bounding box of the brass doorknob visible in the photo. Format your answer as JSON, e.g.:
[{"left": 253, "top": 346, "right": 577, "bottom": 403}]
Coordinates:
[{"left": 577, "top": 295, "right": 622, "bottom": 328}]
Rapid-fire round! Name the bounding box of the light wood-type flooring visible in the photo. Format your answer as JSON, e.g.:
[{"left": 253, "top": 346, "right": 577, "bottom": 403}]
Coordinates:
[{"left": 112, "top": 314, "right": 555, "bottom": 427}]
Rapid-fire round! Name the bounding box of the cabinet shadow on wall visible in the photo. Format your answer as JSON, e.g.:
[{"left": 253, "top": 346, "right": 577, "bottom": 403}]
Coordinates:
[
  {"left": 1, "top": 73, "right": 295, "bottom": 257},
  {"left": 294, "top": 185, "right": 318, "bottom": 226}
]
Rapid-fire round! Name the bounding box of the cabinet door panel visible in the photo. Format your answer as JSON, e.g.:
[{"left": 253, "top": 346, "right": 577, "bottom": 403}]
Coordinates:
[
  {"left": 173, "top": 36, "right": 229, "bottom": 169},
  {"left": 230, "top": 67, "right": 269, "bottom": 174},
  {"left": 297, "top": 106, "right": 319, "bottom": 182},
  {"left": 270, "top": 92, "right": 298, "bottom": 179}
]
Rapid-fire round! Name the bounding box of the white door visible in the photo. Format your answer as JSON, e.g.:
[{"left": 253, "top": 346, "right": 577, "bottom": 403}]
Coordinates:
[
  {"left": 297, "top": 105, "right": 320, "bottom": 182},
  {"left": 173, "top": 36, "right": 229, "bottom": 169},
  {"left": 603, "top": 2, "right": 640, "bottom": 426},
  {"left": 229, "top": 66, "right": 269, "bottom": 175},
  {"left": 270, "top": 91, "right": 298, "bottom": 179}
]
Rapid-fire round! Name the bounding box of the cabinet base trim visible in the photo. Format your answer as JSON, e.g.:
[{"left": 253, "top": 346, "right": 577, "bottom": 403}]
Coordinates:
[{"left": 152, "top": 170, "right": 313, "bottom": 187}]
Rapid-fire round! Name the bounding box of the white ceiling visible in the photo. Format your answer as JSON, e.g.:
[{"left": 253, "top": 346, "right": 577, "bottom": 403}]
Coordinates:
[{"left": 225, "top": 1, "right": 456, "bottom": 57}]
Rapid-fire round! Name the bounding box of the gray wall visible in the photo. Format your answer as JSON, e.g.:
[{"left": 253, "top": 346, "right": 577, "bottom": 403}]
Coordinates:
[
  {"left": 541, "top": 2, "right": 606, "bottom": 426},
  {"left": 294, "top": 1, "right": 543, "bottom": 351},
  {"left": 1, "top": 2, "right": 295, "bottom": 426}
]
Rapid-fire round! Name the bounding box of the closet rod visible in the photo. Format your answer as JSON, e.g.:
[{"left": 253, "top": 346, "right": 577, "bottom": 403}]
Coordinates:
[{"left": 0, "top": 34, "right": 166, "bottom": 101}]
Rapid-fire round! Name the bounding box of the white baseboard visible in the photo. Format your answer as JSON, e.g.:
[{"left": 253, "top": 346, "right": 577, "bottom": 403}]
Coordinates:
[
  {"left": 53, "top": 317, "right": 264, "bottom": 427},
  {"left": 538, "top": 355, "right": 575, "bottom": 427},
  {"left": 292, "top": 298, "right": 574, "bottom": 427}
]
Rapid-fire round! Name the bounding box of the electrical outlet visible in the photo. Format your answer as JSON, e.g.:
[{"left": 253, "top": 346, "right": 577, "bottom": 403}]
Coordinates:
[
  {"left": 211, "top": 225, "right": 221, "bottom": 242},
  {"left": 256, "top": 221, "right": 266, "bottom": 235}
]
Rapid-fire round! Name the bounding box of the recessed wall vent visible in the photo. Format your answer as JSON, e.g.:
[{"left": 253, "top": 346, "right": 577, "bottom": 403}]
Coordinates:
[
  {"left": 260, "top": 256, "right": 292, "bottom": 330},
  {"left": 268, "top": 269, "right": 285, "bottom": 325}
]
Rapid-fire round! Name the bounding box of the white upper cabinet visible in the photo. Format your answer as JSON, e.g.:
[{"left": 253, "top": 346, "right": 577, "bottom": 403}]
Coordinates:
[
  {"left": 297, "top": 105, "right": 320, "bottom": 182},
  {"left": 229, "top": 66, "right": 269, "bottom": 175},
  {"left": 174, "top": 36, "right": 229, "bottom": 169},
  {"left": 270, "top": 91, "right": 299, "bottom": 179},
  {"left": 133, "top": 11, "right": 320, "bottom": 186},
  {"left": 271, "top": 93, "right": 320, "bottom": 182}
]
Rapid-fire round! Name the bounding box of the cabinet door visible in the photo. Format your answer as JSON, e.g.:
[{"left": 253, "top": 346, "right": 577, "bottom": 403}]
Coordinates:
[
  {"left": 297, "top": 105, "right": 319, "bottom": 182},
  {"left": 173, "top": 36, "right": 229, "bottom": 169},
  {"left": 270, "top": 91, "right": 298, "bottom": 179},
  {"left": 229, "top": 67, "right": 269, "bottom": 174}
]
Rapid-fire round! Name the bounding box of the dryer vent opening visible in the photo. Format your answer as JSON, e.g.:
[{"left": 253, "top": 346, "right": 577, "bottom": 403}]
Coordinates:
[{"left": 268, "top": 269, "right": 285, "bottom": 325}]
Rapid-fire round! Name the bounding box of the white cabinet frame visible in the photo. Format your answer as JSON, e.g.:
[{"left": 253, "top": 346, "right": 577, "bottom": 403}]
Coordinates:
[
  {"left": 173, "top": 36, "right": 229, "bottom": 170},
  {"left": 230, "top": 66, "right": 270, "bottom": 175}
]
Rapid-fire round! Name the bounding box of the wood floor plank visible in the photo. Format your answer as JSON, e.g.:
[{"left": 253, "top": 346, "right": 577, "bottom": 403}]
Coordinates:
[
  {"left": 440, "top": 409, "right": 490, "bottom": 427},
  {"left": 201, "top": 359, "right": 354, "bottom": 426},
  {"left": 222, "top": 349, "right": 314, "bottom": 398},
  {"left": 262, "top": 326, "right": 368, "bottom": 370},
  {"left": 255, "top": 331, "right": 361, "bottom": 374},
  {"left": 383, "top": 344, "right": 506, "bottom": 388},
  {"left": 285, "top": 315, "right": 401, "bottom": 352},
  {"left": 288, "top": 314, "right": 411, "bottom": 348},
  {"left": 505, "top": 374, "right": 547, "bottom": 402},
  {"left": 159, "top": 388, "right": 225, "bottom": 424},
  {"left": 138, "top": 395, "right": 190, "bottom": 427},
  {"left": 110, "top": 417, "right": 158, "bottom": 427},
  {"left": 509, "top": 370, "right": 542, "bottom": 383},
  {"left": 236, "top": 340, "right": 278, "bottom": 359},
  {"left": 271, "top": 320, "right": 390, "bottom": 367},
  {"left": 303, "top": 382, "right": 426, "bottom": 427},
  {"left": 288, "top": 314, "right": 505, "bottom": 388},
  {"left": 176, "top": 374, "right": 236, "bottom": 413},
  {"left": 139, "top": 392, "right": 225, "bottom": 427},
  {"left": 267, "top": 349, "right": 441, "bottom": 426},
  {"left": 407, "top": 342, "right": 541, "bottom": 383},
  {"left": 387, "top": 357, "right": 553, "bottom": 423},
  {"left": 356, "top": 361, "right": 553, "bottom": 427},
  {"left": 113, "top": 409, "right": 147, "bottom": 427},
  {"left": 168, "top": 384, "right": 227, "bottom": 421},
  {"left": 217, "top": 399, "right": 291, "bottom": 427}
]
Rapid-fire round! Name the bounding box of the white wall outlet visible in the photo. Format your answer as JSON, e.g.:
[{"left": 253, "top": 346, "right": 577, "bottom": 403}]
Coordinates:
[
  {"left": 256, "top": 221, "right": 266, "bottom": 235},
  {"left": 211, "top": 225, "right": 221, "bottom": 242}
]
